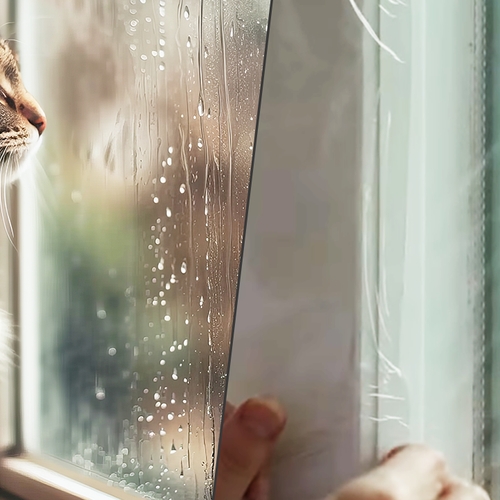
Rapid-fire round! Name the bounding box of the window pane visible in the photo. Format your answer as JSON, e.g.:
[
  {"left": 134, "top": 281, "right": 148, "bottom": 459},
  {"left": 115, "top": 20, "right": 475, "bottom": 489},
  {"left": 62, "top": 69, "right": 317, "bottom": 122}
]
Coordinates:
[
  {"left": 14, "top": 0, "right": 270, "bottom": 498},
  {"left": 358, "top": 0, "right": 486, "bottom": 484}
]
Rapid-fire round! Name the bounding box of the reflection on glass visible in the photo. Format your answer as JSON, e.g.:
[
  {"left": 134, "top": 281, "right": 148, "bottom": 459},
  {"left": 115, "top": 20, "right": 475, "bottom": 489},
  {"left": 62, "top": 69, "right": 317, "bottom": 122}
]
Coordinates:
[{"left": 16, "top": 0, "right": 270, "bottom": 498}]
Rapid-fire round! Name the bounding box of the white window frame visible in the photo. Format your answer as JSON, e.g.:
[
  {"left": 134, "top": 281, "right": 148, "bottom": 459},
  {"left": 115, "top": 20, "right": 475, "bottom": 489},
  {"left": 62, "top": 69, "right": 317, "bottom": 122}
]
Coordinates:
[{"left": 363, "top": 0, "right": 486, "bottom": 481}]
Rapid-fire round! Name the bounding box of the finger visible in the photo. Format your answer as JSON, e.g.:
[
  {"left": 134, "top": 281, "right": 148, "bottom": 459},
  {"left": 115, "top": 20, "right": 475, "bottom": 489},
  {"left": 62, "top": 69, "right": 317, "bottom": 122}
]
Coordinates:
[
  {"left": 245, "top": 456, "right": 272, "bottom": 500},
  {"left": 245, "top": 472, "right": 270, "bottom": 500},
  {"left": 214, "top": 397, "right": 286, "bottom": 500},
  {"left": 381, "top": 445, "right": 408, "bottom": 464},
  {"left": 332, "top": 444, "right": 450, "bottom": 500},
  {"left": 440, "top": 478, "right": 490, "bottom": 500}
]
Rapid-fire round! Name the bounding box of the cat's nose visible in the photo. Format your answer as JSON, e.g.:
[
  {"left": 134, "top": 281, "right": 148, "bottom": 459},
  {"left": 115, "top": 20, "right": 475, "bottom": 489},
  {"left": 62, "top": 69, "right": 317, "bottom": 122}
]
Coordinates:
[{"left": 19, "top": 95, "right": 46, "bottom": 135}]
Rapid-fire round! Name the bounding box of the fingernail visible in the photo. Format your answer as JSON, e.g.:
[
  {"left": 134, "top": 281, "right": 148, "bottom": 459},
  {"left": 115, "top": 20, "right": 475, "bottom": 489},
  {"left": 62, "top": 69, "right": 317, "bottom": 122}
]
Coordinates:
[
  {"left": 239, "top": 397, "right": 286, "bottom": 440},
  {"left": 382, "top": 444, "right": 450, "bottom": 499},
  {"left": 381, "top": 444, "right": 408, "bottom": 464}
]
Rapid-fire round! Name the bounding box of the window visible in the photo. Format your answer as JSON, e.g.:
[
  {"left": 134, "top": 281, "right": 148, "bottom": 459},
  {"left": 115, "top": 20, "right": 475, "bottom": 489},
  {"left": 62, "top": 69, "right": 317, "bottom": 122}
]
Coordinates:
[
  {"left": 1, "top": 1, "right": 498, "bottom": 500},
  {"left": 226, "top": 1, "right": 496, "bottom": 500},
  {"left": 0, "top": 0, "right": 271, "bottom": 499}
]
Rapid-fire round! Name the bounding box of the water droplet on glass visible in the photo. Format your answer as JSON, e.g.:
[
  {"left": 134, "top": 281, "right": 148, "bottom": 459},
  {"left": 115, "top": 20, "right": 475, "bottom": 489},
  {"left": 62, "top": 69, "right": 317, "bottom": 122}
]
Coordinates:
[
  {"left": 198, "top": 97, "right": 205, "bottom": 116},
  {"left": 179, "top": 184, "right": 186, "bottom": 194},
  {"left": 187, "top": 36, "right": 192, "bottom": 48},
  {"left": 180, "top": 261, "right": 187, "bottom": 274},
  {"left": 108, "top": 347, "right": 117, "bottom": 356},
  {"left": 183, "top": 6, "right": 190, "bottom": 19},
  {"left": 197, "top": 138, "right": 203, "bottom": 149},
  {"left": 96, "top": 389, "right": 106, "bottom": 400},
  {"left": 97, "top": 310, "right": 107, "bottom": 319},
  {"left": 172, "top": 369, "right": 178, "bottom": 380}
]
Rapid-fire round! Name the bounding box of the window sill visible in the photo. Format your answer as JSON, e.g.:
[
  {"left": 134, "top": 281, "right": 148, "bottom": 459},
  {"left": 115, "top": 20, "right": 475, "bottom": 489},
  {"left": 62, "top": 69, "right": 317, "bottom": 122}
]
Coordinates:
[{"left": 0, "top": 456, "right": 141, "bottom": 500}]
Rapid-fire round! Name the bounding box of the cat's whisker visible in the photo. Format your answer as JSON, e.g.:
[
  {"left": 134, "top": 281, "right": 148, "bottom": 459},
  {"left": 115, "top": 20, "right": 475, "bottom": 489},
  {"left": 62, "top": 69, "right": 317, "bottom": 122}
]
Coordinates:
[
  {"left": 0, "top": 163, "right": 15, "bottom": 250},
  {"left": 4, "top": 38, "right": 21, "bottom": 46},
  {"left": 0, "top": 21, "right": 16, "bottom": 39}
]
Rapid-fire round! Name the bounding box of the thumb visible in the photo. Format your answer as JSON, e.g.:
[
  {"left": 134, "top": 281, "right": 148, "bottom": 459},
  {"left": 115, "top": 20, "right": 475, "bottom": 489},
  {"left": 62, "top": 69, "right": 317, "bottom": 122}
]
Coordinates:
[
  {"left": 214, "top": 397, "right": 286, "bottom": 500},
  {"left": 331, "top": 444, "right": 450, "bottom": 500}
]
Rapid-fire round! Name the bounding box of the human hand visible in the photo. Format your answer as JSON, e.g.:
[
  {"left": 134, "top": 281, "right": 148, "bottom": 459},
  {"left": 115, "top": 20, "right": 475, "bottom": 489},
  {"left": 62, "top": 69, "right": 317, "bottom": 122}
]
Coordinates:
[
  {"left": 214, "top": 398, "right": 490, "bottom": 500},
  {"left": 331, "top": 444, "right": 490, "bottom": 500},
  {"left": 214, "top": 396, "right": 286, "bottom": 500}
]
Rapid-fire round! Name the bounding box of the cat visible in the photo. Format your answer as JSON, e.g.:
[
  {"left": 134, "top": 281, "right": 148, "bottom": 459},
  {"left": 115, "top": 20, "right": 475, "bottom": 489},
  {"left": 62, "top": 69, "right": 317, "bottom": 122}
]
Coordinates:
[
  {"left": 0, "top": 39, "right": 46, "bottom": 177},
  {"left": 0, "top": 38, "right": 46, "bottom": 376}
]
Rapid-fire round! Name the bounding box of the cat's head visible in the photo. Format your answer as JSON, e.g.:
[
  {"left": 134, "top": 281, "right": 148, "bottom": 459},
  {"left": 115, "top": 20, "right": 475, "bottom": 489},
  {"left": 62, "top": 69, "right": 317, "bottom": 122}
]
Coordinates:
[{"left": 0, "top": 40, "right": 46, "bottom": 178}]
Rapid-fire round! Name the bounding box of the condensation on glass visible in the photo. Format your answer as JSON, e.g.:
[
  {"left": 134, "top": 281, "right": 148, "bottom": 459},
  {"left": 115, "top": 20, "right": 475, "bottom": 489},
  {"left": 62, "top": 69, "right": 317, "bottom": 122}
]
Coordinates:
[{"left": 15, "top": 0, "right": 270, "bottom": 498}]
